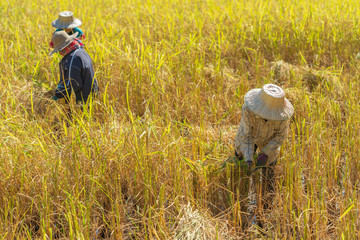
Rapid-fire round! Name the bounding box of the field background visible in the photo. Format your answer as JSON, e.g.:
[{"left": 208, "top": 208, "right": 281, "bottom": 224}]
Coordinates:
[{"left": 1, "top": 0, "right": 360, "bottom": 239}]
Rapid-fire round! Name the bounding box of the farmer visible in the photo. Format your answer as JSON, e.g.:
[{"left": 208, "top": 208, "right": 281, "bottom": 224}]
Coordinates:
[
  {"left": 234, "top": 84, "right": 294, "bottom": 202},
  {"left": 47, "top": 31, "right": 98, "bottom": 104},
  {"left": 50, "top": 11, "right": 85, "bottom": 49}
]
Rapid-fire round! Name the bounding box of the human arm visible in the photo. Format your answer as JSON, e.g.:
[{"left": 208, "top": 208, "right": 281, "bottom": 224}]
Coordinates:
[
  {"left": 73, "top": 27, "right": 85, "bottom": 39},
  {"left": 54, "top": 56, "right": 83, "bottom": 100},
  {"left": 235, "top": 105, "right": 255, "bottom": 163}
]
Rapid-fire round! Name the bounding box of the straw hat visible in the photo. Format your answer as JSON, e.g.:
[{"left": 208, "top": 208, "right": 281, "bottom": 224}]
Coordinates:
[
  {"left": 49, "top": 31, "right": 78, "bottom": 56},
  {"left": 244, "top": 84, "right": 294, "bottom": 121},
  {"left": 52, "top": 11, "right": 82, "bottom": 29}
]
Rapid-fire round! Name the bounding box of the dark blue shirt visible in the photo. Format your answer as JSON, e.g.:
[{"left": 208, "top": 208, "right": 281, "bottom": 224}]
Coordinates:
[{"left": 55, "top": 48, "right": 98, "bottom": 103}]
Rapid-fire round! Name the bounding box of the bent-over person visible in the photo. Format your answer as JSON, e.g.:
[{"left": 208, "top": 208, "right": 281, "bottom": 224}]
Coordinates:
[
  {"left": 48, "top": 31, "right": 98, "bottom": 105},
  {"left": 234, "top": 84, "right": 294, "bottom": 210}
]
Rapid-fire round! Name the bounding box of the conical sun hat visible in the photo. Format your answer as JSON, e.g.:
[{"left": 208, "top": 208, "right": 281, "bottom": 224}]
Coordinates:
[
  {"left": 52, "top": 11, "right": 82, "bottom": 29},
  {"left": 244, "top": 84, "right": 294, "bottom": 121},
  {"left": 49, "top": 31, "right": 78, "bottom": 56}
]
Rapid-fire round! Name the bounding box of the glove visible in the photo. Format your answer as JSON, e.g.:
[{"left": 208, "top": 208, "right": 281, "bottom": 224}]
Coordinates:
[
  {"left": 256, "top": 153, "right": 268, "bottom": 167},
  {"left": 44, "top": 89, "right": 55, "bottom": 98},
  {"left": 234, "top": 150, "right": 243, "bottom": 161},
  {"left": 44, "top": 89, "right": 59, "bottom": 101},
  {"left": 246, "top": 160, "right": 253, "bottom": 170}
]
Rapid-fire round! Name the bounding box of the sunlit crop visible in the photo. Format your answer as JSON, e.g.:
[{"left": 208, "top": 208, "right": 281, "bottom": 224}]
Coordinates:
[{"left": 0, "top": 0, "right": 360, "bottom": 238}]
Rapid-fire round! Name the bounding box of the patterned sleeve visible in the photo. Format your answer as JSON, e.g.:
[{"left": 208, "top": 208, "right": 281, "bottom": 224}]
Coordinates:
[
  {"left": 261, "top": 120, "right": 290, "bottom": 156},
  {"left": 235, "top": 105, "right": 255, "bottom": 163}
]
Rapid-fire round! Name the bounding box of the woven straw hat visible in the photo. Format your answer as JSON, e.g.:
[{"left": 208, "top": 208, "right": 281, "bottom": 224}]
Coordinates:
[
  {"left": 52, "top": 11, "right": 82, "bottom": 29},
  {"left": 49, "top": 31, "right": 78, "bottom": 56},
  {"left": 244, "top": 84, "right": 294, "bottom": 121}
]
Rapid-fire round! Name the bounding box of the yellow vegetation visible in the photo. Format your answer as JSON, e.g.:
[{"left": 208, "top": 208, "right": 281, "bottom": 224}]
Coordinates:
[{"left": 0, "top": 0, "right": 360, "bottom": 238}]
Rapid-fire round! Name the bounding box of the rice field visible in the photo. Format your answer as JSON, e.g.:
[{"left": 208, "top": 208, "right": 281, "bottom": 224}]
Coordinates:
[{"left": 1, "top": 0, "right": 360, "bottom": 238}]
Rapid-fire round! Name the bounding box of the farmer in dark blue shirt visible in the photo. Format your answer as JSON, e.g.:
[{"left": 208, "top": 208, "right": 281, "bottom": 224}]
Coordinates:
[{"left": 48, "top": 31, "right": 98, "bottom": 104}]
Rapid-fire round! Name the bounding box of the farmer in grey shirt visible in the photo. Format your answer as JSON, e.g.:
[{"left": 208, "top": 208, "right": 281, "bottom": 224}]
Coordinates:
[
  {"left": 48, "top": 31, "right": 98, "bottom": 103},
  {"left": 234, "top": 84, "right": 294, "bottom": 196}
]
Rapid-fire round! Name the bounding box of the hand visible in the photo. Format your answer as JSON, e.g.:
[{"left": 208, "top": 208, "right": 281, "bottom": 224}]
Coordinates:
[
  {"left": 246, "top": 161, "right": 253, "bottom": 170},
  {"left": 44, "top": 89, "right": 55, "bottom": 98},
  {"left": 234, "top": 150, "right": 243, "bottom": 161},
  {"left": 256, "top": 153, "right": 268, "bottom": 167}
]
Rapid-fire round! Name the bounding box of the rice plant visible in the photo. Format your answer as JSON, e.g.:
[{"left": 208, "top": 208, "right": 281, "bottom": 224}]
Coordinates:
[{"left": 0, "top": 0, "right": 360, "bottom": 238}]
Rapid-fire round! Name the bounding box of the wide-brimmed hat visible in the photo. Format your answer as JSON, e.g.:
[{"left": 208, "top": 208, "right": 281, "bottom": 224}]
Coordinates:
[
  {"left": 49, "top": 31, "right": 78, "bottom": 56},
  {"left": 52, "top": 11, "right": 82, "bottom": 29},
  {"left": 244, "top": 84, "right": 294, "bottom": 121}
]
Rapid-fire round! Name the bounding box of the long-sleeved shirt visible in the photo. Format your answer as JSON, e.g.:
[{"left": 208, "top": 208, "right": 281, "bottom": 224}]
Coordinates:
[
  {"left": 235, "top": 104, "right": 290, "bottom": 164},
  {"left": 55, "top": 48, "right": 98, "bottom": 103}
]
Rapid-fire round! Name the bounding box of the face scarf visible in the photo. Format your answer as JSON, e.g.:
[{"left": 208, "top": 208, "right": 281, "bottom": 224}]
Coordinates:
[{"left": 59, "top": 39, "right": 84, "bottom": 56}]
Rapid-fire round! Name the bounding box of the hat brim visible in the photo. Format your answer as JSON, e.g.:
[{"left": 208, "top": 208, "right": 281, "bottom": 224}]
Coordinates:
[
  {"left": 49, "top": 32, "right": 78, "bottom": 56},
  {"left": 51, "top": 18, "right": 82, "bottom": 29},
  {"left": 244, "top": 88, "right": 294, "bottom": 121}
]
